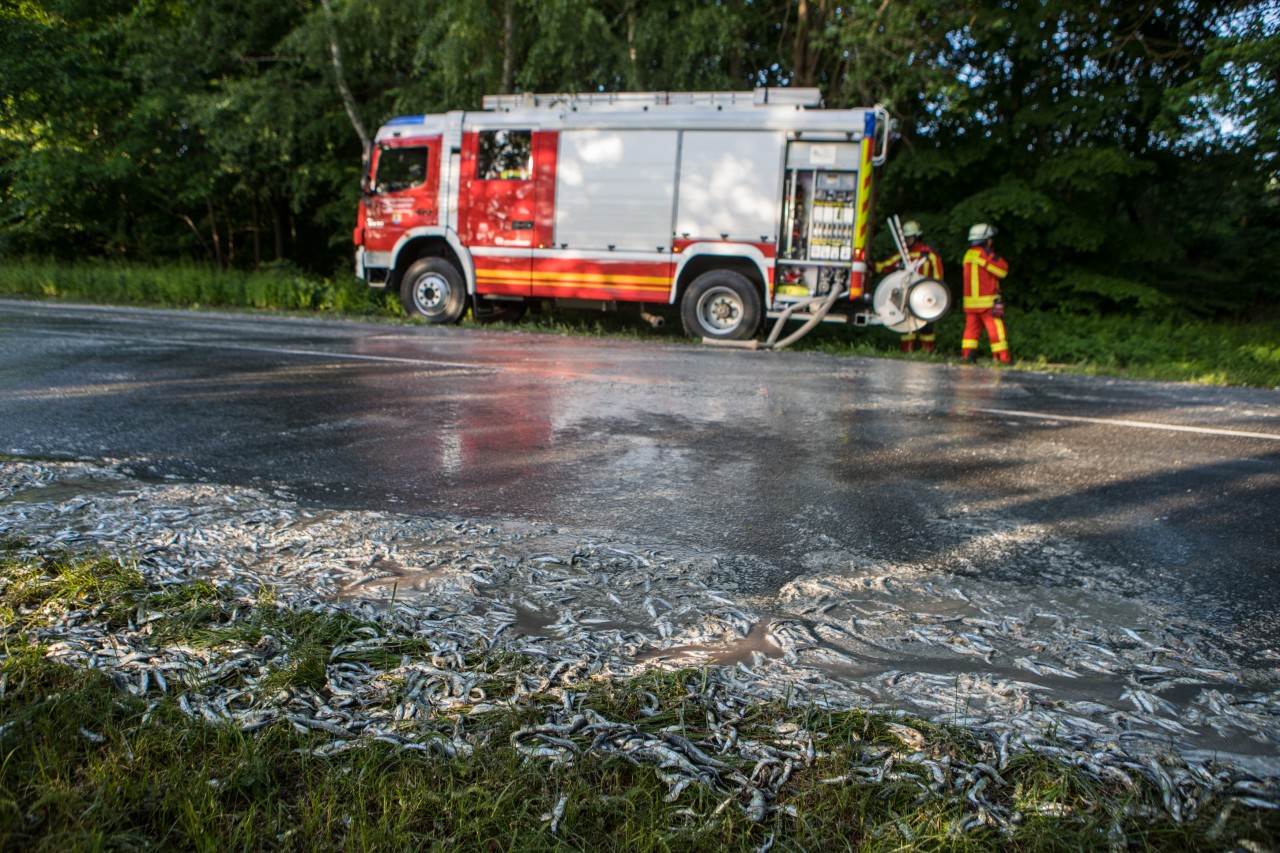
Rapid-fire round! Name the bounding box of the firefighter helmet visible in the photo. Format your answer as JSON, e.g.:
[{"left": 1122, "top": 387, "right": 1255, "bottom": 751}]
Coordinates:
[
  {"left": 901, "top": 220, "right": 923, "bottom": 238},
  {"left": 968, "top": 223, "right": 996, "bottom": 243}
]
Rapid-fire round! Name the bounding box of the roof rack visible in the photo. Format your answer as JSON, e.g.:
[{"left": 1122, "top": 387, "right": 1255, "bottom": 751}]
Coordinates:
[{"left": 481, "top": 88, "right": 823, "bottom": 112}]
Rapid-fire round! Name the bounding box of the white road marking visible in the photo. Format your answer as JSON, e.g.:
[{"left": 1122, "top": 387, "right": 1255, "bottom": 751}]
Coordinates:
[
  {"left": 972, "top": 407, "right": 1280, "bottom": 441},
  {"left": 30, "top": 329, "right": 493, "bottom": 372},
  {"left": 177, "top": 339, "right": 491, "bottom": 371}
]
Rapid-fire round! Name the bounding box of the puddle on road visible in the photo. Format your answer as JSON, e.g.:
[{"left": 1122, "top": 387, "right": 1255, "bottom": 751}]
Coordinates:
[
  {"left": 2, "top": 475, "right": 128, "bottom": 505},
  {"left": 3, "top": 456, "right": 1279, "bottom": 775}
]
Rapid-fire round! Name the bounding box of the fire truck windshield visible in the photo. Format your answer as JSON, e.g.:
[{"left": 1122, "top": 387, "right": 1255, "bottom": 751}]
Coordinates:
[{"left": 373, "top": 145, "right": 429, "bottom": 194}]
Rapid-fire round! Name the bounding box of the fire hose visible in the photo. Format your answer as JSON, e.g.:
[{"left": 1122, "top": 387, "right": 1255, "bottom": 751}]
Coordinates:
[
  {"left": 700, "top": 283, "right": 846, "bottom": 351},
  {"left": 703, "top": 215, "right": 943, "bottom": 351}
]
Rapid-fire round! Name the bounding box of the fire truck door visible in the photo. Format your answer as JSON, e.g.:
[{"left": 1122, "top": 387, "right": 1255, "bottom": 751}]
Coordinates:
[
  {"left": 460, "top": 128, "right": 541, "bottom": 297},
  {"left": 363, "top": 139, "right": 440, "bottom": 253}
]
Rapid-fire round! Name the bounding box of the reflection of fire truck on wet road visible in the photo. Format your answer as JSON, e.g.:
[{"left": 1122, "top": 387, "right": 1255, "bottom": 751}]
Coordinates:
[{"left": 353, "top": 89, "right": 948, "bottom": 344}]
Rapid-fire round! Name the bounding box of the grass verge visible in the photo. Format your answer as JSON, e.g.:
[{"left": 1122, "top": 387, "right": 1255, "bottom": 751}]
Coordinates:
[
  {"left": 1, "top": 540, "right": 1277, "bottom": 850},
  {"left": 2, "top": 259, "right": 1279, "bottom": 387}
]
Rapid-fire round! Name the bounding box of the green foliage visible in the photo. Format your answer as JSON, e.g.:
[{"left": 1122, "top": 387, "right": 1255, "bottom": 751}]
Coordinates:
[{"left": 0, "top": 0, "right": 1276, "bottom": 318}]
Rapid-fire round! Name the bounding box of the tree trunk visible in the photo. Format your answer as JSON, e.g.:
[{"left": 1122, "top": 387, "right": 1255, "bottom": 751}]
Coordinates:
[
  {"left": 626, "top": 3, "right": 639, "bottom": 89},
  {"left": 251, "top": 199, "right": 262, "bottom": 268},
  {"left": 791, "top": 0, "right": 830, "bottom": 88},
  {"left": 206, "top": 196, "right": 224, "bottom": 269},
  {"left": 501, "top": 0, "right": 516, "bottom": 94},
  {"left": 271, "top": 202, "right": 284, "bottom": 262},
  {"left": 319, "top": 0, "right": 370, "bottom": 150},
  {"left": 792, "top": 0, "right": 811, "bottom": 86}
]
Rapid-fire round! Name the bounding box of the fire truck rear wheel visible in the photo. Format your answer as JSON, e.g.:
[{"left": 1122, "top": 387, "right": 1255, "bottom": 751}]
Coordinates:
[
  {"left": 400, "top": 258, "right": 466, "bottom": 324},
  {"left": 681, "top": 270, "right": 762, "bottom": 341}
]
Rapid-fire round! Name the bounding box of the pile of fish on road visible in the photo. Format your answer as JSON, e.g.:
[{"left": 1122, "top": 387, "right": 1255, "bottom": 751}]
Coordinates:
[{"left": 1, "top": 457, "right": 1277, "bottom": 829}]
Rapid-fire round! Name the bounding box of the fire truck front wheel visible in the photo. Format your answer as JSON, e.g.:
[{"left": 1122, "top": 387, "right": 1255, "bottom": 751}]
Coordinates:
[
  {"left": 681, "top": 270, "right": 762, "bottom": 341},
  {"left": 400, "top": 258, "right": 466, "bottom": 324}
]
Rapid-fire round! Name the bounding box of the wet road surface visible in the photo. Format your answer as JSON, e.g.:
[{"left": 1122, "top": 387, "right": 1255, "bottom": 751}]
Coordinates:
[{"left": 2, "top": 299, "right": 1279, "bottom": 649}]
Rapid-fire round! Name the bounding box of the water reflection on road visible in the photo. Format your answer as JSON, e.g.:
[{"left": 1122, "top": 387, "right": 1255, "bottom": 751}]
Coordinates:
[{"left": 2, "top": 303, "right": 1279, "bottom": 771}]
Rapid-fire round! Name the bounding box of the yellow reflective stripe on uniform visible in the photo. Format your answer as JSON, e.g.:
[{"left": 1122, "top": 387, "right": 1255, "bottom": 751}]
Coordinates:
[
  {"left": 964, "top": 249, "right": 983, "bottom": 300},
  {"left": 991, "top": 319, "right": 1008, "bottom": 350},
  {"left": 875, "top": 252, "right": 903, "bottom": 273},
  {"left": 987, "top": 262, "right": 1008, "bottom": 279},
  {"left": 911, "top": 249, "right": 941, "bottom": 280}
]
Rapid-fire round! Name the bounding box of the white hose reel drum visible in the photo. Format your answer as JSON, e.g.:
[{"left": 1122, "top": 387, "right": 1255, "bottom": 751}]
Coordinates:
[{"left": 872, "top": 270, "right": 951, "bottom": 333}]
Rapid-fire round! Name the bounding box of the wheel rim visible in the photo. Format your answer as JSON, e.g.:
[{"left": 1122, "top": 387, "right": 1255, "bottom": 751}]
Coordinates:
[
  {"left": 412, "top": 272, "right": 452, "bottom": 315},
  {"left": 907, "top": 279, "right": 949, "bottom": 322},
  {"left": 696, "top": 286, "right": 744, "bottom": 333}
]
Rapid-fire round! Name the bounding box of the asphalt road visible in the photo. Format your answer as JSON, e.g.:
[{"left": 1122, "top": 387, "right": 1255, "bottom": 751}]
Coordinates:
[{"left": 3, "top": 299, "right": 1279, "bottom": 653}]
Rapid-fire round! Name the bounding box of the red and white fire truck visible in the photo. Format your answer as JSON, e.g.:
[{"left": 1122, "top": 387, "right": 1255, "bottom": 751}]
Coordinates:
[{"left": 353, "top": 88, "right": 948, "bottom": 342}]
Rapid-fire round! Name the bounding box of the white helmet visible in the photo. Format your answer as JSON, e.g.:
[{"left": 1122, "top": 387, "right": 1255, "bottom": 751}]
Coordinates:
[
  {"left": 901, "top": 220, "right": 923, "bottom": 238},
  {"left": 968, "top": 223, "right": 996, "bottom": 243}
]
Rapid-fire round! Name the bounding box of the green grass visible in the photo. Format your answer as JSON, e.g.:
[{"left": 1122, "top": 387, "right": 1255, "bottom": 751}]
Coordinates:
[
  {"left": 1, "top": 541, "right": 1277, "bottom": 850},
  {"left": 2, "top": 259, "right": 1279, "bottom": 387},
  {"left": 0, "top": 258, "right": 392, "bottom": 315}
]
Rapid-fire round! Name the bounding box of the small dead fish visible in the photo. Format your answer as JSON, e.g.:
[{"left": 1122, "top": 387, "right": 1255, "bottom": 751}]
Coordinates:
[{"left": 541, "top": 794, "right": 569, "bottom": 833}]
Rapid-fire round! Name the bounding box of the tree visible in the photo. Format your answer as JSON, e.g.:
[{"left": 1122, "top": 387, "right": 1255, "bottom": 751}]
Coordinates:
[{"left": 0, "top": 0, "right": 1274, "bottom": 318}]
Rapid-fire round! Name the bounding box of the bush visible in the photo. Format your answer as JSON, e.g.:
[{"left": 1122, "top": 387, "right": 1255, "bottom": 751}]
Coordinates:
[{"left": 0, "top": 259, "right": 390, "bottom": 316}]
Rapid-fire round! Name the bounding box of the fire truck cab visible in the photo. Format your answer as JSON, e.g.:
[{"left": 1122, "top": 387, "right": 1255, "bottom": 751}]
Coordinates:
[{"left": 354, "top": 89, "right": 942, "bottom": 341}]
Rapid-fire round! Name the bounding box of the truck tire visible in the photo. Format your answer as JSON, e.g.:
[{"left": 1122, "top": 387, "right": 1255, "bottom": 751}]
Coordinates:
[
  {"left": 400, "top": 257, "right": 466, "bottom": 324},
  {"left": 680, "top": 270, "right": 762, "bottom": 340}
]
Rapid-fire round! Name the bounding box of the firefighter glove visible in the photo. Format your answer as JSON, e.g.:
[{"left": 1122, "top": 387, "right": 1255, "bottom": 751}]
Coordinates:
[{"left": 992, "top": 299, "right": 1004, "bottom": 318}]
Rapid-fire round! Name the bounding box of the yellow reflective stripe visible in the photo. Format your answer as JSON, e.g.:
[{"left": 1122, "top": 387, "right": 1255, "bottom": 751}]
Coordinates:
[
  {"left": 961, "top": 338, "right": 979, "bottom": 348},
  {"left": 963, "top": 296, "right": 996, "bottom": 308},
  {"left": 875, "top": 252, "right": 902, "bottom": 273},
  {"left": 854, "top": 135, "right": 874, "bottom": 254},
  {"left": 906, "top": 249, "right": 941, "bottom": 280},
  {"left": 476, "top": 271, "right": 532, "bottom": 283},
  {"left": 987, "top": 262, "right": 1008, "bottom": 279},
  {"left": 478, "top": 271, "right": 672, "bottom": 291},
  {"left": 530, "top": 271, "right": 670, "bottom": 285},
  {"left": 537, "top": 280, "right": 669, "bottom": 292}
]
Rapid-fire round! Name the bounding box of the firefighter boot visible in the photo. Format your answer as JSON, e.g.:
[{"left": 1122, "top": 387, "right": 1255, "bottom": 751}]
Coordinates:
[{"left": 960, "top": 350, "right": 979, "bottom": 363}]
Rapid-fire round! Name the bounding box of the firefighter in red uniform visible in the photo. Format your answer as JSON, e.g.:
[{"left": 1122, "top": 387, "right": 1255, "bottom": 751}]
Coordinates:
[
  {"left": 874, "top": 221, "right": 943, "bottom": 352},
  {"left": 960, "top": 223, "right": 1010, "bottom": 363}
]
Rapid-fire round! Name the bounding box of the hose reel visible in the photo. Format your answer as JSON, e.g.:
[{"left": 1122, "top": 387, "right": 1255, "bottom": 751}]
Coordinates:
[{"left": 871, "top": 215, "right": 952, "bottom": 333}]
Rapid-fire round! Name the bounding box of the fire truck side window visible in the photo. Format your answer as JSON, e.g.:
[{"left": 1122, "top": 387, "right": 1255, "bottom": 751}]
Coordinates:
[
  {"left": 478, "top": 130, "right": 532, "bottom": 180},
  {"left": 373, "top": 145, "right": 429, "bottom": 194}
]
